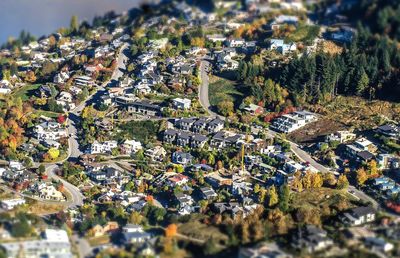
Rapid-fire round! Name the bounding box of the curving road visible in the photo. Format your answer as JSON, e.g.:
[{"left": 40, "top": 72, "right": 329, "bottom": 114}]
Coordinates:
[
  {"left": 41, "top": 44, "right": 131, "bottom": 209},
  {"left": 46, "top": 164, "right": 84, "bottom": 207},
  {"left": 199, "top": 58, "right": 222, "bottom": 119}
]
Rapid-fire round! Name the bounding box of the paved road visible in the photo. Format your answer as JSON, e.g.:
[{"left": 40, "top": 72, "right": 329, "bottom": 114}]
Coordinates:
[
  {"left": 72, "top": 234, "right": 93, "bottom": 258},
  {"left": 65, "top": 43, "right": 130, "bottom": 160},
  {"left": 199, "top": 58, "right": 222, "bottom": 119},
  {"left": 46, "top": 164, "right": 84, "bottom": 207}
]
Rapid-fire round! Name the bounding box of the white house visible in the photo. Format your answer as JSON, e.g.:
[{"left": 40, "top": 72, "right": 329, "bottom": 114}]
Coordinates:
[
  {"left": 341, "top": 206, "right": 376, "bottom": 226},
  {"left": 56, "top": 91, "right": 75, "bottom": 111},
  {"left": 90, "top": 140, "right": 118, "bottom": 154},
  {"left": 145, "top": 146, "right": 166, "bottom": 162},
  {"left": 270, "top": 111, "right": 317, "bottom": 133},
  {"left": 1, "top": 199, "right": 26, "bottom": 210},
  {"left": 207, "top": 34, "right": 227, "bottom": 42},
  {"left": 172, "top": 98, "right": 192, "bottom": 110},
  {"left": 1, "top": 229, "right": 71, "bottom": 258},
  {"left": 34, "top": 121, "right": 67, "bottom": 141},
  {"left": 74, "top": 75, "right": 94, "bottom": 87},
  {"left": 269, "top": 39, "right": 297, "bottom": 54},
  {"left": 0, "top": 80, "right": 12, "bottom": 94},
  {"left": 226, "top": 38, "right": 245, "bottom": 48},
  {"left": 36, "top": 183, "right": 65, "bottom": 201},
  {"left": 122, "top": 140, "right": 143, "bottom": 154},
  {"left": 123, "top": 224, "right": 151, "bottom": 244},
  {"left": 53, "top": 71, "right": 70, "bottom": 84}
]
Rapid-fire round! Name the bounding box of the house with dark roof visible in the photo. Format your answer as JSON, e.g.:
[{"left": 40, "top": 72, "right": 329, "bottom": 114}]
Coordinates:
[
  {"left": 163, "top": 129, "right": 178, "bottom": 144},
  {"left": 200, "top": 187, "right": 217, "bottom": 200},
  {"left": 125, "top": 101, "right": 161, "bottom": 116},
  {"left": 341, "top": 206, "right": 376, "bottom": 226},
  {"left": 207, "top": 118, "right": 224, "bottom": 133},
  {"left": 172, "top": 151, "right": 193, "bottom": 166},
  {"left": 210, "top": 131, "right": 243, "bottom": 149},
  {"left": 192, "top": 118, "right": 208, "bottom": 133},
  {"left": 191, "top": 134, "right": 208, "bottom": 148},
  {"left": 175, "top": 118, "right": 196, "bottom": 131},
  {"left": 291, "top": 225, "right": 333, "bottom": 253},
  {"left": 356, "top": 151, "right": 375, "bottom": 163},
  {"left": 176, "top": 132, "right": 192, "bottom": 147},
  {"left": 376, "top": 124, "right": 400, "bottom": 140}
]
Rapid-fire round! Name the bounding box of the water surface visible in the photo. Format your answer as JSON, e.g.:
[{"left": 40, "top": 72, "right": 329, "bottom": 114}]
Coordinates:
[{"left": 0, "top": 0, "right": 146, "bottom": 44}]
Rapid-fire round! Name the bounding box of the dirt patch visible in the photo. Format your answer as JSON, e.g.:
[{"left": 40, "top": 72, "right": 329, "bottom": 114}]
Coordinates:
[
  {"left": 288, "top": 117, "right": 347, "bottom": 144},
  {"left": 289, "top": 96, "right": 400, "bottom": 144}
]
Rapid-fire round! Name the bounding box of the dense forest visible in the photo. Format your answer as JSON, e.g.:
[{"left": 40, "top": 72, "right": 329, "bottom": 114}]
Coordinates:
[
  {"left": 233, "top": 1, "right": 400, "bottom": 110},
  {"left": 346, "top": 0, "right": 400, "bottom": 41},
  {"left": 279, "top": 25, "right": 400, "bottom": 104}
]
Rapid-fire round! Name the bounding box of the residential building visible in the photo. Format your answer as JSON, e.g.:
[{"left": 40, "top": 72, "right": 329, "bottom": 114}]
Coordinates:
[
  {"left": 90, "top": 140, "right": 118, "bottom": 154},
  {"left": 145, "top": 146, "right": 166, "bottom": 162},
  {"left": 364, "top": 237, "right": 394, "bottom": 253},
  {"left": 172, "top": 98, "right": 192, "bottom": 110},
  {"left": 34, "top": 121, "right": 67, "bottom": 141},
  {"left": 269, "top": 39, "right": 297, "bottom": 54},
  {"left": 207, "top": 118, "right": 224, "bottom": 133},
  {"left": 74, "top": 75, "right": 94, "bottom": 87},
  {"left": 1, "top": 229, "right": 72, "bottom": 258},
  {"left": 123, "top": 224, "right": 151, "bottom": 244},
  {"left": 376, "top": 124, "right": 400, "bottom": 140},
  {"left": 125, "top": 101, "right": 161, "bottom": 116},
  {"left": 341, "top": 206, "right": 376, "bottom": 226},
  {"left": 122, "top": 140, "right": 142, "bottom": 154},
  {"left": 270, "top": 111, "right": 317, "bottom": 133},
  {"left": 210, "top": 131, "right": 243, "bottom": 149},
  {"left": 172, "top": 151, "right": 193, "bottom": 165},
  {"left": 326, "top": 130, "right": 356, "bottom": 143},
  {"left": 239, "top": 242, "right": 292, "bottom": 258},
  {"left": 1, "top": 198, "right": 26, "bottom": 210},
  {"left": 200, "top": 187, "right": 218, "bottom": 200},
  {"left": 291, "top": 225, "right": 333, "bottom": 253},
  {"left": 242, "top": 104, "right": 264, "bottom": 115}
]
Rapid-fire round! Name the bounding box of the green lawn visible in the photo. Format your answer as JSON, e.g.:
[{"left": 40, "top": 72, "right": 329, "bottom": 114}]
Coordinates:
[
  {"left": 12, "top": 84, "right": 40, "bottom": 101},
  {"left": 209, "top": 76, "right": 244, "bottom": 107},
  {"left": 34, "top": 110, "right": 61, "bottom": 118},
  {"left": 116, "top": 120, "right": 161, "bottom": 143},
  {"left": 291, "top": 187, "right": 357, "bottom": 210},
  {"left": 286, "top": 25, "right": 320, "bottom": 44}
]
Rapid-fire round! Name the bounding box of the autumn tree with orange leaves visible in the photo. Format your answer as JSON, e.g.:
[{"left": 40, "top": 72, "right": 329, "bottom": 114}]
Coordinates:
[
  {"left": 165, "top": 224, "right": 177, "bottom": 238},
  {"left": 0, "top": 98, "right": 32, "bottom": 158}
]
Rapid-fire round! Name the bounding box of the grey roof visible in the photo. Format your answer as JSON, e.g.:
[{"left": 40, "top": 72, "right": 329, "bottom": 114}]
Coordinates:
[
  {"left": 350, "top": 206, "right": 376, "bottom": 218},
  {"left": 193, "top": 118, "right": 208, "bottom": 126},
  {"left": 178, "top": 132, "right": 192, "bottom": 140},
  {"left": 208, "top": 118, "right": 224, "bottom": 126},
  {"left": 180, "top": 118, "right": 196, "bottom": 124},
  {"left": 192, "top": 134, "right": 208, "bottom": 142},
  {"left": 129, "top": 101, "right": 161, "bottom": 111},
  {"left": 212, "top": 131, "right": 225, "bottom": 141},
  {"left": 164, "top": 129, "right": 178, "bottom": 136},
  {"left": 357, "top": 151, "right": 374, "bottom": 160}
]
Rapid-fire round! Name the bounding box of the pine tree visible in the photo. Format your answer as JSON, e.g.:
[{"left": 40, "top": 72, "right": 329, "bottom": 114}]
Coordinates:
[
  {"left": 279, "top": 184, "right": 290, "bottom": 212},
  {"left": 356, "top": 68, "right": 369, "bottom": 96}
]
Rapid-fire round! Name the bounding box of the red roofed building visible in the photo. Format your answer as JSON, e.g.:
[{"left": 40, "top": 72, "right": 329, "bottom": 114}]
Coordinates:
[{"left": 168, "top": 174, "right": 189, "bottom": 187}]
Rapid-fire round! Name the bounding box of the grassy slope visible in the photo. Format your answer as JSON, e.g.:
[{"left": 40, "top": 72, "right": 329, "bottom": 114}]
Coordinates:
[{"left": 209, "top": 76, "right": 244, "bottom": 108}]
